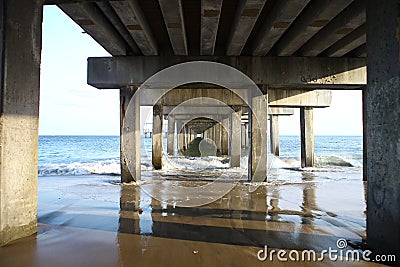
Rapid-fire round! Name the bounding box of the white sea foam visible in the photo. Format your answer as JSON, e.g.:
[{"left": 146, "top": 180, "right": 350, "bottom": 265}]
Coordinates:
[
  {"left": 38, "top": 153, "right": 361, "bottom": 177},
  {"left": 38, "top": 159, "right": 121, "bottom": 176}
]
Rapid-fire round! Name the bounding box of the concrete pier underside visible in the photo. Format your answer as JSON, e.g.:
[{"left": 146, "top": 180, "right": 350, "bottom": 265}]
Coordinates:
[{"left": 0, "top": 0, "right": 399, "bottom": 262}]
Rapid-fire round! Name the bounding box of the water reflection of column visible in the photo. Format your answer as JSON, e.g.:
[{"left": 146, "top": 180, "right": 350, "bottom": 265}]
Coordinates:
[
  {"left": 269, "top": 186, "right": 281, "bottom": 221},
  {"left": 119, "top": 185, "right": 141, "bottom": 235},
  {"left": 301, "top": 172, "right": 317, "bottom": 225}
]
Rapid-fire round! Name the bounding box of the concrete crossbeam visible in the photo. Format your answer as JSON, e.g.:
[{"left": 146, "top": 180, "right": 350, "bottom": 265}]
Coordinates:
[
  {"left": 144, "top": 89, "right": 331, "bottom": 107},
  {"left": 88, "top": 56, "right": 366, "bottom": 89}
]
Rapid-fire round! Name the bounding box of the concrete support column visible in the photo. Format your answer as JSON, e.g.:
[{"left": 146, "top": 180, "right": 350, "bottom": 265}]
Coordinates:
[
  {"left": 221, "top": 116, "right": 229, "bottom": 155},
  {"left": 167, "top": 115, "right": 175, "bottom": 155},
  {"left": 230, "top": 106, "right": 242, "bottom": 167},
  {"left": 270, "top": 115, "right": 280, "bottom": 156},
  {"left": 241, "top": 124, "right": 246, "bottom": 148},
  {"left": 152, "top": 104, "right": 163, "bottom": 169},
  {"left": 215, "top": 123, "right": 221, "bottom": 154},
  {"left": 0, "top": 0, "right": 43, "bottom": 246},
  {"left": 120, "top": 87, "right": 140, "bottom": 183},
  {"left": 177, "top": 121, "right": 184, "bottom": 153},
  {"left": 300, "top": 107, "right": 314, "bottom": 168},
  {"left": 366, "top": 0, "right": 400, "bottom": 259},
  {"left": 185, "top": 125, "right": 190, "bottom": 146},
  {"left": 249, "top": 94, "right": 268, "bottom": 182},
  {"left": 244, "top": 123, "right": 249, "bottom": 148}
]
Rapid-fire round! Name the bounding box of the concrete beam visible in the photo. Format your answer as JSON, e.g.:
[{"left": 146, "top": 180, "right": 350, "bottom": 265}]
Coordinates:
[
  {"left": 87, "top": 56, "right": 366, "bottom": 89},
  {"left": 298, "top": 0, "right": 365, "bottom": 56},
  {"left": 366, "top": 0, "right": 400, "bottom": 260},
  {"left": 59, "top": 2, "right": 128, "bottom": 55},
  {"left": 226, "top": 0, "right": 266, "bottom": 56},
  {"left": 110, "top": 0, "right": 158, "bottom": 55},
  {"left": 274, "top": 0, "right": 351, "bottom": 56},
  {"left": 252, "top": 0, "right": 310, "bottom": 56},
  {"left": 320, "top": 24, "right": 366, "bottom": 57},
  {"left": 164, "top": 105, "right": 232, "bottom": 115},
  {"left": 200, "top": 0, "right": 223, "bottom": 55},
  {"left": 96, "top": 1, "right": 141, "bottom": 55},
  {"left": 140, "top": 88, "right": 332, "bottom": 107},
  {"left": 159, "top": 0, "right": 187, "bottom": 55},
  {"left": 0, "top": 0, "right": 42, "bottom": 246},
  {"left": 300, "top": 107, "right": 314, "bottom": 167},
  {"left": 345, "top": 43, "right": 366, "bottom": 58}
]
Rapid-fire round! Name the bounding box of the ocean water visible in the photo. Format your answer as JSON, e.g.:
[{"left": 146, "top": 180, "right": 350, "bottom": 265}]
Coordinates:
[{"left": 38, "top": 135, "right": 363, "bottom": 178}]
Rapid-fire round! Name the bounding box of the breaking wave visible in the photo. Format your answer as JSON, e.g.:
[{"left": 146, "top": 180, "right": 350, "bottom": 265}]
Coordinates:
[{"left": 38, "top": 159, "right": 122, "bottom": 176}]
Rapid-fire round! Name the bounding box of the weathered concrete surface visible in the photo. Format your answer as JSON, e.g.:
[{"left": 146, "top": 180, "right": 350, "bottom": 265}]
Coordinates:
[
  {"left": 268, "top": 89, "right": 332, "bottom": 107},
  {"left": 158, "top": 0, "right": 187, "bottom": 56},
  {"left": 200, "top": 0, "right": 223, "bottom": 55},
  {"left": 152, "top": 104, "right": 163, "bottom": 169},
  {"left": 120, "top": 87, "right": 140, "bottom": 183},
  {"left": 300, "top": 107, "right": 314, "bottom": 167},
  {"left": 0, "top": 0, "right": 43, "bottom": 246},
  {"left": 230, "top": 106, "right": 241, "bottom": 167},
  {"left": 142, "top": 88, "right": 332, "bottom": 107},
  {"left": 250, "top": 94, "right": 268, "bottom": 182},
  {"left": 87, "top": 56, "right": 366, "bottom": 89},
  {"left": 167, "top": 115, "right": 175, "bottom": 155},
  {"left": 270, "top": 115, "right": 280, "bottom": 156},
  {"left": 226, "top": 0, "right": 266, "bottom": 56},
  {"left": 366, "top": 0, "right": 400, "bottom": 259}
]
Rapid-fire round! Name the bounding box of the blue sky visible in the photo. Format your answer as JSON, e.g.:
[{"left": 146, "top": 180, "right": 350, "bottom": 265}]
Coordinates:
[{"left": 39, "top": 6, "right": 363, "bottom": 136}]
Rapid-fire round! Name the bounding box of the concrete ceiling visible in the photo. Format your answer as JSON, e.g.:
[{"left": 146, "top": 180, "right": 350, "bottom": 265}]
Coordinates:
[{"left": 45, "top": 0, "right": 366, "bottom": 58}]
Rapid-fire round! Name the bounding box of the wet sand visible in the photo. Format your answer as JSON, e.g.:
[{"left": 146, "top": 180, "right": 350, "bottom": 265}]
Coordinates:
[{"left": 0, "top": 170, "right": 388, "bottom": 266}]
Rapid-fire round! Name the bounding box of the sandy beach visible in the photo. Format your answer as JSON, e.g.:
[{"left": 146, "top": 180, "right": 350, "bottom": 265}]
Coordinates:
[{"left": 0, "top": 169, "right": 387, "bottom": 266}]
